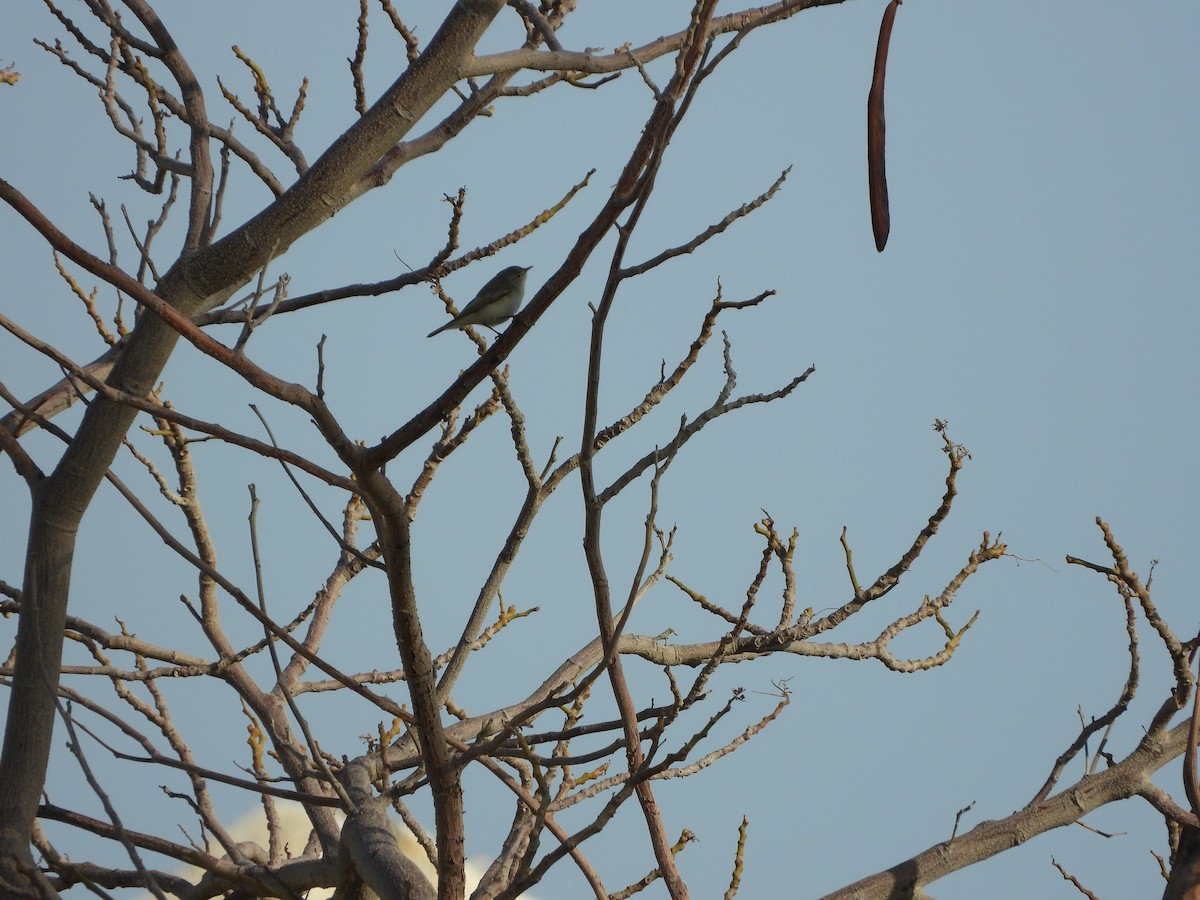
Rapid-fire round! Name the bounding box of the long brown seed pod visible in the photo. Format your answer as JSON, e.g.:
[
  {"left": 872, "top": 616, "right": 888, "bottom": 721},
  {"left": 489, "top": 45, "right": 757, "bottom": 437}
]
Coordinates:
[{"left": 868, "top": 0, "right": 902, "bottom": 252}]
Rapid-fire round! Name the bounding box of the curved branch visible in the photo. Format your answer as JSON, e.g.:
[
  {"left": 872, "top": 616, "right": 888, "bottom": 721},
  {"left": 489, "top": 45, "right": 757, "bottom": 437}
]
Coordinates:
[
  {"left": 823, "top": 720, "right": 1190, "bottom": 900},
  {"left": 462, "top": 0, "right": 849, "bottom": 77}
]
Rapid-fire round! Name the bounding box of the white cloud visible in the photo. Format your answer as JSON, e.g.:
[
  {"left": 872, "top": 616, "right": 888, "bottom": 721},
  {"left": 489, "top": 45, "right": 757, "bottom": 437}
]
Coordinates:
[{"left": 134, "top": 802, "right": 537, "bottom": 899}]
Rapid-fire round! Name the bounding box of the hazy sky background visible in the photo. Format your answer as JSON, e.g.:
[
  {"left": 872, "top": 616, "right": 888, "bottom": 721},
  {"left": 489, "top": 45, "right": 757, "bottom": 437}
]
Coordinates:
[{"left": 2, "top": 2, "right": 1197, "bottom": 897}]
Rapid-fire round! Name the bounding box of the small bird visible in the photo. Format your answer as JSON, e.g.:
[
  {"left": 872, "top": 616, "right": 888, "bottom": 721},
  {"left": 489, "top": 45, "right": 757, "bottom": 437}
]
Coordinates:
[{"left": 427, "top": 265, "right": 533, "bottom": 338}]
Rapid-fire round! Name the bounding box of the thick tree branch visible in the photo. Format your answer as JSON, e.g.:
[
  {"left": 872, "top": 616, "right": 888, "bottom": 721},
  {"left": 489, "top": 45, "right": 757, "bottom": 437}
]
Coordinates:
[{"left": 824, "top": 719, "right": 1191, "bottom": 900}]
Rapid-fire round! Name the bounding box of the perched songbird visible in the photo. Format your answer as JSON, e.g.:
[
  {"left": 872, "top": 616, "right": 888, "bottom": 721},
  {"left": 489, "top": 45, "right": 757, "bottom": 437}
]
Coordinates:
[{"left": 427, "top": 265, "right": 533, "bottom": 338}]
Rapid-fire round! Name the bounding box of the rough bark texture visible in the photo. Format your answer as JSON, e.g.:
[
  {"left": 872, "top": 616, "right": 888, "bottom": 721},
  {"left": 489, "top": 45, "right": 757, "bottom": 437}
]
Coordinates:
[
  {"left": 1165, "top": 826, "right": 1200, "bottom": 900},
  {"left": 825, "top": 721, "right": 1191, "bottom": 899}
]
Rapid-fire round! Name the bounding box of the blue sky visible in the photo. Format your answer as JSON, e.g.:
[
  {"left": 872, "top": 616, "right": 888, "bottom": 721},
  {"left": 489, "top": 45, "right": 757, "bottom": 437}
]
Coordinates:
[{"left": 2, "top": 2, "right": 1197, "bottom": 897}]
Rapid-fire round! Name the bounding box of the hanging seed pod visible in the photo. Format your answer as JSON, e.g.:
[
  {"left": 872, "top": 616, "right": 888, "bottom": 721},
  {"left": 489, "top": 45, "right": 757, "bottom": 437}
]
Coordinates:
[{"left": 868, "top": 0, "right": 902, "bottom": 252}]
